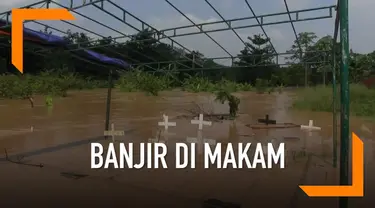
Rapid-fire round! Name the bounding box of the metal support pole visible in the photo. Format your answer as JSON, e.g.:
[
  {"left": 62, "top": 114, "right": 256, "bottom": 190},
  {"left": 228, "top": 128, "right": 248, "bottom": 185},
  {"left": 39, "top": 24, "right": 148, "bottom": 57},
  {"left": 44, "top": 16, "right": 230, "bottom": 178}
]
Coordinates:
[
  {"left": 304, "top": 63, "right": 308, "bottom": 87},
  {"left": 164, "top": 0, "right": 233, "bottom": 57},
  {"left": 104, "top": 69, "right": 113, "bottom": 132},
  {"left": 323, "top": 55, "right": 326, "bottom": 86},
  {"left": 205, "top": 0, "right": 251, "bottom": 53},
  {"left": 332, "top": 0, "right": 340, "bottom": 169},
  {"left": 244, "top": 0, "right": 277, "bottom": 54},
  {"left": 332, "top": 44, "right": 338, "bottom": 168},
  {"left": 283, "top": 0, "right": 305, "bottom": 87},
  {"left": 104, "top": 0, "right": 202, "bottom": 67},
  {"left": 339, "top": 0, "right": 350, "bottom": 207},
  {"left": 156, "top": 5, "right": 335, "bottom": 38}
]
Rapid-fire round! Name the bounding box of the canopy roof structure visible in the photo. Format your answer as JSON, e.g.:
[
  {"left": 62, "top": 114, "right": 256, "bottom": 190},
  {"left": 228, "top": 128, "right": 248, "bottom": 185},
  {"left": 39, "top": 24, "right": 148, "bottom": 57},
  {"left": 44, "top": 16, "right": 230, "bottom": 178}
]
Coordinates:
[
  {"left": 0, "top": 0, "right": 336, "bottom": 71},
  {"left": 0, "top": 19, "right": 129, "bottom": 68},
  {"left": 0, "top": 1, "right": 351, "bottom": 206}
]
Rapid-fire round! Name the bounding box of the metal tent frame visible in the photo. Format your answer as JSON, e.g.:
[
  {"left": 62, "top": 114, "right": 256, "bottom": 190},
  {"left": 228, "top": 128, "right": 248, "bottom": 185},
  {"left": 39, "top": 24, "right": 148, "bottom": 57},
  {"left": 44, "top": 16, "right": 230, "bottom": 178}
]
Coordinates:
[{"left": 0, "top": 0, "right": 350, "bottom": 207}]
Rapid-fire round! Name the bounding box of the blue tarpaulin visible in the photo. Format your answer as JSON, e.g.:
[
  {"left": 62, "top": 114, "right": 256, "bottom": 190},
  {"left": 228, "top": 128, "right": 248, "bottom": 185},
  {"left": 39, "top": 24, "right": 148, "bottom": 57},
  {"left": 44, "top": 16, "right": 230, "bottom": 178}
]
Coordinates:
[
  {"left": 0, "top": 19, "right": 129, "bottom": 68},
  {"left": 24, "top": 28, "right": 68, "bottom": 45},
  {"left": 81, "top": 49, "right": 129, "bottom": 68}
]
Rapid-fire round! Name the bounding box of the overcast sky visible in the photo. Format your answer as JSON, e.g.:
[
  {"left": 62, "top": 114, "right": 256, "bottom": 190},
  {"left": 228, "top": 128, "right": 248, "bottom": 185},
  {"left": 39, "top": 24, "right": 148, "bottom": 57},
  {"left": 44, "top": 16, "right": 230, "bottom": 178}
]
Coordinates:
[{"left": 1, "top": 0, "right": 374, "bottom": 65}]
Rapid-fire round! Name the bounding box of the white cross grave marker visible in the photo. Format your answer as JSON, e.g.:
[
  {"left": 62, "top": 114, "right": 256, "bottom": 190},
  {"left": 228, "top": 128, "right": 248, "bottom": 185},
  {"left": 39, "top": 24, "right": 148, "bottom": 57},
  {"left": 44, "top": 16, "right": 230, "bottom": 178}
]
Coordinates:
[
  {"left": 301, "top": 120, "right": 321, "bottom": 136},
  {"left": 103, "top": 123, "right": 125, "bottom": 143},
  {"left": 158, "top": 114, "right": 176, "bottom": 130},
  {"left": 102, "top": 123, "right": 125, "bottom": 170},
  {"left": 149, "top": 114, "right": 176, "bottom": 143},
  {"left": 301, "top": 120, "right": 321, "bottom": 131},
  {"left": 191, "top": 114, "right": 212, "bottom": 130},
  {"left": 188, "top": 114, "right": 214, "bottom": 154},
  {"left": 186, "top": 130, "right": 216, "bottom": 154}
]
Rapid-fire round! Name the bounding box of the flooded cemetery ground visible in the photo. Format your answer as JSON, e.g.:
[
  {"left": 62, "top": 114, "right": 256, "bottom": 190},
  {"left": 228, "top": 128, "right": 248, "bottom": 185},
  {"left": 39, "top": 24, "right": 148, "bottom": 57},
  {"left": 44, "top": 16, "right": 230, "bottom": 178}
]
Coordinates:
[{"left": 0, "top": 89, "right": 374, "bottom": 207}]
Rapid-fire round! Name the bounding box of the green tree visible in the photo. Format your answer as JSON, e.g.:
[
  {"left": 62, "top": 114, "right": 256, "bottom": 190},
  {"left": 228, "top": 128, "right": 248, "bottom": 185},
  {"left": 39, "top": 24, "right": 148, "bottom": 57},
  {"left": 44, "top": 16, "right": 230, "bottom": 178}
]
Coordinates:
[
  {"left": 306, "top": 35, "right": 333, "bottom": 85},
  {"left": 349, "top": 50, "right": 375, "bottom": 83},
  {"left": 287, "top": 32, "right": 318, "bottom": 62},
  {"left": 235, "top": 34, "right": 275, "bottom": 83}
]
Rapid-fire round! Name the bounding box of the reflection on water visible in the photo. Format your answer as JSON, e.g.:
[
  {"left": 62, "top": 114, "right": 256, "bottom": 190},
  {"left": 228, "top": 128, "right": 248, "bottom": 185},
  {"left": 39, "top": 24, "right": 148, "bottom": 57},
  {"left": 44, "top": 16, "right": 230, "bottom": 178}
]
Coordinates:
[
  {"left": 0, "top": 89, "right": 374, "bottom": 207},
  {"left": 1, "top": 89, "right": 374, "bottom": 160}
]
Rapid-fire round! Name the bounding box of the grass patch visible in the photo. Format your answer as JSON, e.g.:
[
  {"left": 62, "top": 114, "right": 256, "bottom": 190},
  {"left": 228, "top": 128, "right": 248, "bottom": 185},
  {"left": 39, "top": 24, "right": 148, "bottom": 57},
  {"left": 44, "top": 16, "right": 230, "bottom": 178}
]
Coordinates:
[{"left": 292, "top": 84, "right": 375, "bottom": 118}]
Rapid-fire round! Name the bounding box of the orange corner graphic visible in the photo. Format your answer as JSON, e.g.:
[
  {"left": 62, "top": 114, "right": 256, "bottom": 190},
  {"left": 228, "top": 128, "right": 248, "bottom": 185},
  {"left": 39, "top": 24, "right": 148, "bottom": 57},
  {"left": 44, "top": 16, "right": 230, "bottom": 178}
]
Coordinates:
[
  {"left": 12, "top": 8, "right": 75, "bottom": 73},
  {"left": 299, "top": 132, "right": 364, "bottom": 197}
]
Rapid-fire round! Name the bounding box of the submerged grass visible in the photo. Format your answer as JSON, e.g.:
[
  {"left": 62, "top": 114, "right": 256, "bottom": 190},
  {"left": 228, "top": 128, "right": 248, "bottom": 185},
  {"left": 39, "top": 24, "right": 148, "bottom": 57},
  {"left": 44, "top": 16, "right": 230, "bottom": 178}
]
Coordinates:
[
  {"left": 0, "top": 69, "right": 269, "bottom": 99},
  {"left": 3, "top": 69, "right": 375, "bottom": 119},
  {"left": 0, "top": 72, "right": 108, "bottom": 99},
  {"left": 292, "top": 84, "right": 375, "bottom": 118},
  {"left": 45, "top": 95, "right": 53, "bottom": 106},
  {"left": 116, "top": 70, "right": 173, "bottom": 96},
  {"left": 116, "top": 70, "right": 255, "bottom": 94}
]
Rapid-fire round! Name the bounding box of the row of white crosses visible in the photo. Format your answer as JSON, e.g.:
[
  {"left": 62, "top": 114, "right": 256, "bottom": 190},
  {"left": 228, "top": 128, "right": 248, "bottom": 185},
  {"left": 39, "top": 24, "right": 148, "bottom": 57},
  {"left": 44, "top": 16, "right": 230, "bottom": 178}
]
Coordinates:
[
  {"left": 104, "top": 118, "right": 374, "bottom": 156},
  {"left": 149, "top": 114, "right": 217, "bottom": 154},
  {"left": 104, "top": 118, "right": 322, "bottom": 142}
]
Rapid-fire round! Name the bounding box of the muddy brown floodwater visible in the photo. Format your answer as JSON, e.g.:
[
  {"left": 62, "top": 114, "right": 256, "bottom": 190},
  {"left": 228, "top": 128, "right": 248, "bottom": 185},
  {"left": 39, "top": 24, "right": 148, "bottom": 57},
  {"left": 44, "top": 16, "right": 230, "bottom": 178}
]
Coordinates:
[{"left": 0, "top": 89, "right": 374, "bottom": 207}]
